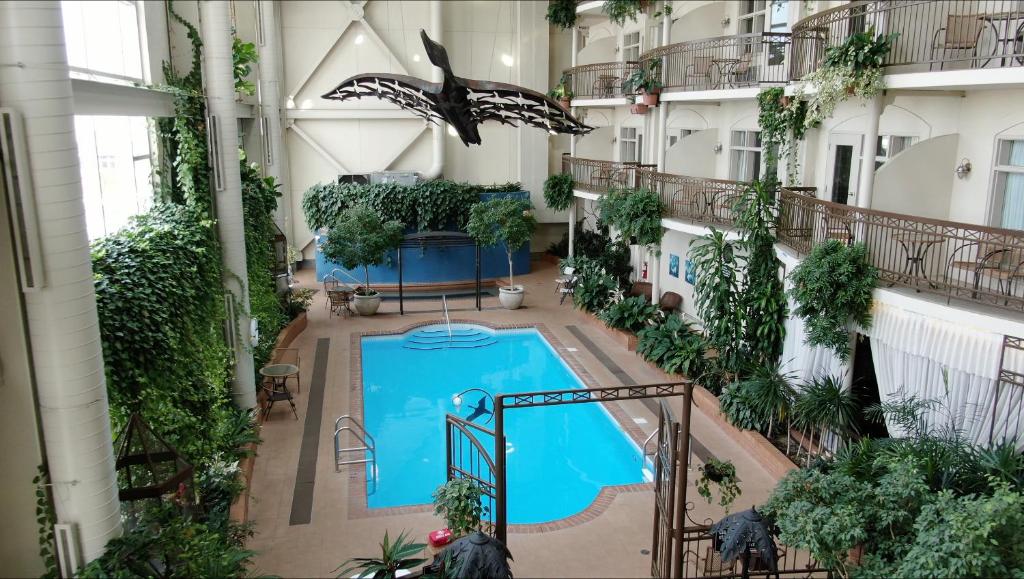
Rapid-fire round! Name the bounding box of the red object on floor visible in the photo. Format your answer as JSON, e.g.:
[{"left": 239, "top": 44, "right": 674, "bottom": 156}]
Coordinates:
[{"left": 428, "top": 528, "right": 453, "bottom": 547}]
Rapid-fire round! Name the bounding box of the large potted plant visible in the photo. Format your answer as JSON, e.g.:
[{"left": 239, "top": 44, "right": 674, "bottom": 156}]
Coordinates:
[
  {"left": 335, "top": 530, "right": 427, "bottom": 579},
  {"left": 432, "top": 479, "right": 486, "bottom": 538},
  {"left": 467, "top": 198, "right": 537, "bottom": 310},
  {"left": 320, "top": 205, "right": 403, "bottom": 316},
  {"left": 547, "top": 74, "right": 574, "bottom": 110},
  {"left": 625, "top": 59, "right": 662, "bottom": 106}
]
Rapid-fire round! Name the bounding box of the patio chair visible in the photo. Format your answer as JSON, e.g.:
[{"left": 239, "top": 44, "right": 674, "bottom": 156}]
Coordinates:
[
  {"left": 684, "top": 55, "right": 714, "bottom": 90},
  {"left": 630, "top": 281, "right": 653, "bottom": 303},
  {"left": 722, "top": 51, "right": 753, "bottom": 87},
  {"left": 261, "top": 381, "right": 298, "bottom": 421},
  {"left": 949, "top": 243, "right": 1024, "bottom": 298},
  {"left": 273, "top": 347, "right": 301, "bottom": 393},
  {"left": 931, "top": 14, "right": 987, "bottom": 70},
  {"left": 659, "top": 291, "right": 683, "bottom": 313},
  {"left": 559, "top": 275, "right": 578, "bottom": 305},
  {"left": 554, "top": 266, "right": 575, "bottom": 294},
  {"left": 592, "top": 74, "right": 620, "bottom": 98},
  {"left": 327, "top": 289, "right": 351, "bottom": 318},
  {"left": 323, "top": 277, "right": 340, "bottom": 309}
]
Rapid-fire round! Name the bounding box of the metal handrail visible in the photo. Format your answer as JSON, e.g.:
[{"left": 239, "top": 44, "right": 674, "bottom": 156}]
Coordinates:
[
  {"left": 325, "top": 268, "right": 362, "bottom": 289},
  {"left": 334, "top": 415, "right": 377, "bottom": 478},
  {"left": 442, "top": 295, "right": 453, "bottom": 343},
  {"left": 642, "top": 429, "right": 659, "bottom": 469}
]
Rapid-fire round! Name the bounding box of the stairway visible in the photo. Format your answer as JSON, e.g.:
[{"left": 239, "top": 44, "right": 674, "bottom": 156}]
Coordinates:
[{"left": 402, "top": 327, "right": 497, "bottom": 350}]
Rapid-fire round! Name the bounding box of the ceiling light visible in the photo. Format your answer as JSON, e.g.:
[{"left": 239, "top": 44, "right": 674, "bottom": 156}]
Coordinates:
[
  {"left": 355, "top": 34, "right": 365, "bottom": 45},
  {"left": 500, "top": 54, "right": 514, "bottom": 67},
  {"left": 447, "top": 125, "right": 458, "bottom": 137},
  {"left": 413, "top": 54, "right": 420, "bottom": 62}
]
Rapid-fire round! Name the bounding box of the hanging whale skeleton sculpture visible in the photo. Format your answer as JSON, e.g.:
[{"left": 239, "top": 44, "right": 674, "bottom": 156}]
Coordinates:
[{"left": 322, "top": 30, "right": 593, "bottom": 146}]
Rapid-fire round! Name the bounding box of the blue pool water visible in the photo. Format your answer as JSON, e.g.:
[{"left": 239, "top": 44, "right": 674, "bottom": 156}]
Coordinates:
[{"left": 361, "top": 324, "right": 646, "bottom": 524}]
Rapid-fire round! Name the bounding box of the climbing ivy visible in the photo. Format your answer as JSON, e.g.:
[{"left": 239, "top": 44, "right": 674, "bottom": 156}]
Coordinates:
[
  {"left": 33, "top": 466, "right": 58, "bottom": 579},
  {"left": 757, "top": 87, "right": 807, "bottom": 184}
]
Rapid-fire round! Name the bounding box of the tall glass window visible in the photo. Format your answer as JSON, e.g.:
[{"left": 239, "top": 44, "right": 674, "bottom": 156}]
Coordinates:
[
  {"left": 729, "top": 130, "right": 762, "bottom": 181},
  {"left": 62, "top": 0, "right": 148, "bottom": 84},
  {"left": 994, "top": 139, "right": 1024, "bottom": 230}
]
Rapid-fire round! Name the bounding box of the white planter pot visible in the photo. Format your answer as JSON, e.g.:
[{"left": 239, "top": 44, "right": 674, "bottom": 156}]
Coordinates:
[
  {"left": 498, "top": 286, "right": 524, "bottom": 310},
  {"left": 353, "top": 293, "right": 382, "bottom": 316}
]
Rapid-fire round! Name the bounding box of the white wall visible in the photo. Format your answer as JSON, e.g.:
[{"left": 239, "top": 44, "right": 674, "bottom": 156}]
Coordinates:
[
  {"left": 873, "top": 134, "right": 959, "bottom": 220},
  {"left": 658, "top": 229, "right": 700, "bottom": 319},
  {"left": 278, "top": 1, "right": 553, "bottom": 252},
  {"left": 665, "top": 129, "right": 718, "bottom": 177},
  {"left": 670, "top": 1, "right": 724, "bottom": 43}
]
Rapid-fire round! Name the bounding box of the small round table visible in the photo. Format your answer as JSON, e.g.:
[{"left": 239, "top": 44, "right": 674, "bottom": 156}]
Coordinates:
[{"left": 260, "top": 363, "right": 300, "bottom": 420}]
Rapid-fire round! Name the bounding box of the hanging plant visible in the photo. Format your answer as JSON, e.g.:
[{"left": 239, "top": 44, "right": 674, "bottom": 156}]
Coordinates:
[
  {"left": 624, "top": 59, "right": 663, "bottom": 105},
  {"left": 543, "top": 173, "right": 575, "bottom": 211},
  {"left": 797, "top": 27, "right": 897, "bottom": 130},
  {"left": 603, "top": 0, "right": 647, "bottom": 27},
  {"left": 598, "top": 187, "right": 665, "bottom": 248},
  {"left": 547, "top": 73, "right": 575, "bottom": 108},
  {"left": 788, "top": 240, "right": 878, "bottom": 362},
  {"left": 697, "top": 458, "right": 741, "bottom": 511},
  {"left": 546, "top": 0, "right": 578, "bottom": 30},
  {"left": 757, "top": 87, "right": 807, "bottom": 183}
]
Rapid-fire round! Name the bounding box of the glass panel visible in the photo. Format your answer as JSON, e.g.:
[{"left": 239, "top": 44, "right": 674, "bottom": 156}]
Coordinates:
[
  {"left": 832, "top": 145, "right": 854, "bottom": 204},
  {"left": 731, "top": 130, "right": 745, "bottom": 147},
  {"left": 998, "top": 140, "right": 1024, "bottom": 167},
  {"left": 62, "top": 0, "right": 145, "bottom": 82},
  {"left": 1001, "top": 172, "right": 1024, "bottom": 230}
]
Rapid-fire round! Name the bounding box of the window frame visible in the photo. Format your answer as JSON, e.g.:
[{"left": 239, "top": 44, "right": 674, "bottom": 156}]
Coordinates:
[
  {"left": 619, "top": 126, "right": 644, "bottom": 163},
  {"left": 990, "top": 136, "right": 1024, "bottom": 230},
  {"left": 729, "top": 129, "right": 763, "bottom": 182}
]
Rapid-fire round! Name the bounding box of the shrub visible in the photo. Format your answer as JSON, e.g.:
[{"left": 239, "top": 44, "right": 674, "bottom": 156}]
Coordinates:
[
  {"left": 569, "top": 256, "right": 619, "bottom": 313},
  {"left": 320, "top": 205, "right": 404, "bottom": 295},
  {"left": 788, "top": 240, "right": 878, "bottom": 362},
  {"left": 636, "top": 315, "right": 707, "bottom": 379},
  {"left": 720, "top": 365, "right": 796, "bottom": 437},
  {"left": 689, "top": 228, "right": 743, "bottom": 372},
  {"left": 598, "top": 187, "right": 665, "bottom": 247},
  {"left": 600, "top": 295, "right": 659, "bottom": 333},
  {"left": 543, "top": 173, "right": 575, "bottom": 212},
  {"left": 433, "top": 479, "right": 486, "bottom": 538}
]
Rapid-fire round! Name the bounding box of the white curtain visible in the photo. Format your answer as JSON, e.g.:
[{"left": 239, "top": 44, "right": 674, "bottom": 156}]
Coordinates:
[
  {"left": 1001, "top": 139, "right": 1024, "bottom": 230},
  {"left": 779, "top": 283, "right": 848, "bottom": 385},
  {"left": 868, "top": 303, "right": 1024, "bottom": 447}
]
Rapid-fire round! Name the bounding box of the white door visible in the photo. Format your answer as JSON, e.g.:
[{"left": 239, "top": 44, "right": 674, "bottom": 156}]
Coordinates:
[{"left": 825, "top": 133, "right": 862, "bottom": 205}]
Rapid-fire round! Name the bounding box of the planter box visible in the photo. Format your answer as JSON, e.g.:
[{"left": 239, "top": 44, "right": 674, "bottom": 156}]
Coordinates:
[
  {"left": 584, "top": 311, "right": 638, "bottom": 351},
  {"left": 229, "top": 441, "right": 258, "bottom": 524}
]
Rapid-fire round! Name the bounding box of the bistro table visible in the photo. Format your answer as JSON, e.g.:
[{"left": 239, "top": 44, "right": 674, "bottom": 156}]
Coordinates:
[
  {"left": 978, "top": 12, "right": 1024, "bottom": 68},
  {"left": 711, "top": 58, "right": 740, "bottom": 89},
  {"left": 892, "top": 232, "right": 946, "bottom": 290},
  {"left": 260, "top": 363, "right": 299, "bottom": 420}
]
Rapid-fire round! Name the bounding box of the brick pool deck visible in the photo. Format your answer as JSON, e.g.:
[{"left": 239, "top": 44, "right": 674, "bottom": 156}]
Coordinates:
[{"left": 247, "top": 259, "right": 784, "bottom": 578}]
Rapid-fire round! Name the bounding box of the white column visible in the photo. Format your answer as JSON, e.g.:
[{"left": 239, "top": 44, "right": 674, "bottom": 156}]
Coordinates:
[
  {"left": 517, "top": 0, "right": 549, "bottom": 215},
  {"left": 568, "top": 201, "right": 576, "bottom": 257},
  {"left": 650, "top": 247, "right": 661, "bottom": 304},
  {"left": 423, "top": 1, "right": 445, "bottom": 178},
  {"left": 569, "top": 27, "right": 578, "bottom": 158},
  {"left": 256, "top": 0, "right": 291, "bottom": 238},
  {"left": 0, "top": 0, "right": 121, "bottom": 564},
  {"left": 656, "top": 7, "right": 672, "bottom": 172},
  {"left": 856, "top": 95, "right": 882, "bottom": 211},
  {"left": 201, "top": 1, "right": 257, "bottom": 409}
]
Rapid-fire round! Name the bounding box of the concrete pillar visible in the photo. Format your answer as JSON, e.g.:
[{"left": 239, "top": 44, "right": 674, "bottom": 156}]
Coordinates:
[
  {"left": 201, "top": 1, "right": 257, "bottom": 409},
  {"left": 650, "top": 247, "right": 661, "bottom": 304},
  {"left": 0, "top": 0, "right": 121, "bottom": 564},
  {"left": 256, "top": 0, "right": 291, "bottom": 238},
  {"left": 656, "top": 8, "right": 672, "bottom": 172},
  {"left": 568, "top": 201, "right": 576, "bottom": 257},
  {"left": 856, "top": 95, "right": 882, "bottom": 211}
]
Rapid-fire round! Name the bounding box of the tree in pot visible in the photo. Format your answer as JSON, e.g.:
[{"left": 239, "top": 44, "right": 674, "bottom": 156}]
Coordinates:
[
  {"left": 321, "top": 205, "right": 403, "bottom": 316},
  {"left": 467, "top": 198, "right": 537, "bottom": 310},
  {"left": 334, "top": 530, "right": 427, "bottom": 579}
]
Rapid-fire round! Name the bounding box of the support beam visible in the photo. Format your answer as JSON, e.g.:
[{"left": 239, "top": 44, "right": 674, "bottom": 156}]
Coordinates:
[
  {"left": 0, "top": 0, "right": 121, "bottom": 565},
  {"left": 201, "top": 1, "right": 257, "bottom": 410},
  {"left": 856, "top": 95, "right": 882, "bottom": 212},
  {"left": 656, "top": 7, "right": 671, "bottom": 172},
  {"left": 290, "top": 122, "right": 350, "bottom": 174},
  {"left": 256, "top": 0, "right": 292, "bottom": 237},
  {"left": 568, "top": 201, "right": 576, "bottom": 257}
]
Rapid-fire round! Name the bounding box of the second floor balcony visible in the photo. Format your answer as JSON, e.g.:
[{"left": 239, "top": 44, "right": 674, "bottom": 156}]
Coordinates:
[
  {"left": 791, "top": 0, "right": 1024, "bottom": 80},
  {"left": 562, "top": 155, "right": 1024, "bottom": 315}
]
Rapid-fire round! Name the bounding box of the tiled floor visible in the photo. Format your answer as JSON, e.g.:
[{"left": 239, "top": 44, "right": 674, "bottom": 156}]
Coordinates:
[{"left": 248, "top": 259, "right": 782, "bottom": 578}]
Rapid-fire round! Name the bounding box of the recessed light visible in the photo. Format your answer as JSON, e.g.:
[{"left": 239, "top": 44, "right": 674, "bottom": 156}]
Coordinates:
[{"left": 500, "top": 54, "right": 514, "bottom": 67}]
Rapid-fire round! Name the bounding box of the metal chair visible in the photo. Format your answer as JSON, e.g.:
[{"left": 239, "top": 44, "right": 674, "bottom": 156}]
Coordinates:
[
  {"left": 684, "top": 55, "right": 714, "bottom": 89},
  {"left": 931, "top": 14, "right": 987, "bottom": 70},
  {"left": 721, "top": 51, "right": 753, "bottom": 87},
  {"left": 323, "top": 277, "right": 340, "bottom": 309},
  {"left": 554, "top": 266, "right": 575, "bottom": 294},
  {"left": 559, "top": 275, "right": 578, "bottom": 305},
  {"left": 328, "top": 289, "right": 352, "bottom": 318},
  {"left": 262, "top": 381, "right": 298, "bottom": 421}
]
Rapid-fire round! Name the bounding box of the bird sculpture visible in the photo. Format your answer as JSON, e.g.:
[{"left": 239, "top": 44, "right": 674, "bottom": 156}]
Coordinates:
[
  {"left": 322, "top": 30, "right": 593, "bottom": 146},
  {"left": 708, "top": 507, "right": 779, "bottom": 579}
]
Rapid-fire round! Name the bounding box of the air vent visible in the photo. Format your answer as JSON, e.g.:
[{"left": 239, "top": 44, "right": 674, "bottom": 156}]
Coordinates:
[{"left": 0, "top": 108, "right": 45, "bottom": 291}]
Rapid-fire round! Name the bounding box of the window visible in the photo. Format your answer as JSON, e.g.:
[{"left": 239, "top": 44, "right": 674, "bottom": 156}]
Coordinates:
[
  {"left": 738, "top": 1, "right": 768, "bottom": 35},
  {"left": 75, "top": 116, "right": 155, "bottom": 239},
  {"left": 62, "top": 0, "right": 148, "bottom": 84},
  {"left": 993, "top": 139, "right": 1024, "bottom": 230},
  {"left": 874, "top": 135, "right": 916, "bottom": 169},
  {"left": 729, "top": 130, "right": 762, "bottom": 181},
  {"left": 620, "top": 127, "right": 643, "bottom": 163},
  {"left": 622, "top": 31, "right": 642, "bottom": 62},
  {"left": 667, "top": 129, "right": 696, "bottom": 148}
]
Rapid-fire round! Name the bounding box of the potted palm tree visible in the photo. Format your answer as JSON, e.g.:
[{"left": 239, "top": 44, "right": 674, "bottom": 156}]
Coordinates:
[
  {"left": 321, "top": 205, "right": 403, "bottom": 316},
  {"left": 335, "top": 530, "right": 427, "bottom": 578},
  {"left": 467, "top": 198, "right": 537, "bottom": 310}
]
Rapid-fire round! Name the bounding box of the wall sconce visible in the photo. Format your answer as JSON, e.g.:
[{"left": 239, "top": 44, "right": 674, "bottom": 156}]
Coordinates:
[
  {"left": 713, "top": 143, "right": 723, "bottom": 154},
  {"left": 955, "top": 158, "right": 972, "bottom": 179},
  {"left": 721, "top": 17, "right": 731, "bottom": 27}
]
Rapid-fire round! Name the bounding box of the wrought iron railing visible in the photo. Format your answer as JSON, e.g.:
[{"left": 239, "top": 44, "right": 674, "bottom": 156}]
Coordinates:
[
  {"left": 635, "top": 167, "right": 749, "bottom": 228},
  {"left": 561, "top": 155, "right": 653, "bottom": 193},
  {"left": 679, "top": 520, "right": 828, "bottom": 578},
  {"left": 563, "top": 60, "right": 641, "bottom": 100},
  {"left": 564, "top": 156, "right": 1024, "bottom": 313},
  {"left": 791, "top": 0, "right": 1024, "bottom": 79},
  {"left": 641, "top": 32, "right": 795, "bottom": 92},
  {"left": 778, "top": 189, "right": 1024, "bottom": 311}
]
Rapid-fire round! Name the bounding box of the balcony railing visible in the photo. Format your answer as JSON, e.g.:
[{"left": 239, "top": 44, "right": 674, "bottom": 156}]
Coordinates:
[
  {"left": 779, "top": 189, "right": 1024, "bottom": 311},
  {"left": 635, "top": 167, "right": 748, "bottom": 228},
  {"left": 791, "top": 0, "right": 1024, "bottom": 79},
  {"left": 563, "top": 61, "right": 640, "bottom": 100},
  {"left": 564, "top": 156, "right": 1024, "bottom": 313},
  {"left": 641, "top": 32, "right": 795, "bottom": 92}
]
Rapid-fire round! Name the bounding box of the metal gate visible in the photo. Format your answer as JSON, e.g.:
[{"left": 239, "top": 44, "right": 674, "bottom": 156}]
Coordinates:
[
  {"left": 651, "top": 400, "right": 681, "bottom": 578},
  {"left": 444, "top": 413, "right": 497, "bottom": 533}
]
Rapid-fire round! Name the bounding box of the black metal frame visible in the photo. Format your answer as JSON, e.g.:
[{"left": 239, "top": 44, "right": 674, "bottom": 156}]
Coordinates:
[
  {"left": 397, "top": 231, "right": 482, "bottom": 315},
  {"left": 491, "top": 381, "right": 695, "bottom": 578}
]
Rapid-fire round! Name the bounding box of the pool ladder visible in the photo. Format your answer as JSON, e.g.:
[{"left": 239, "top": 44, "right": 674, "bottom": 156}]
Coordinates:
[{"left": 334, "top": 415, "right": 377, "bottom": 483}]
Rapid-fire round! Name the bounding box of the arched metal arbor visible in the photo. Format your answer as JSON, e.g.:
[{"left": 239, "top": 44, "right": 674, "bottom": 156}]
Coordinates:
[{"left": 397, "top": 231, "right": 482, "bottom": 315}]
